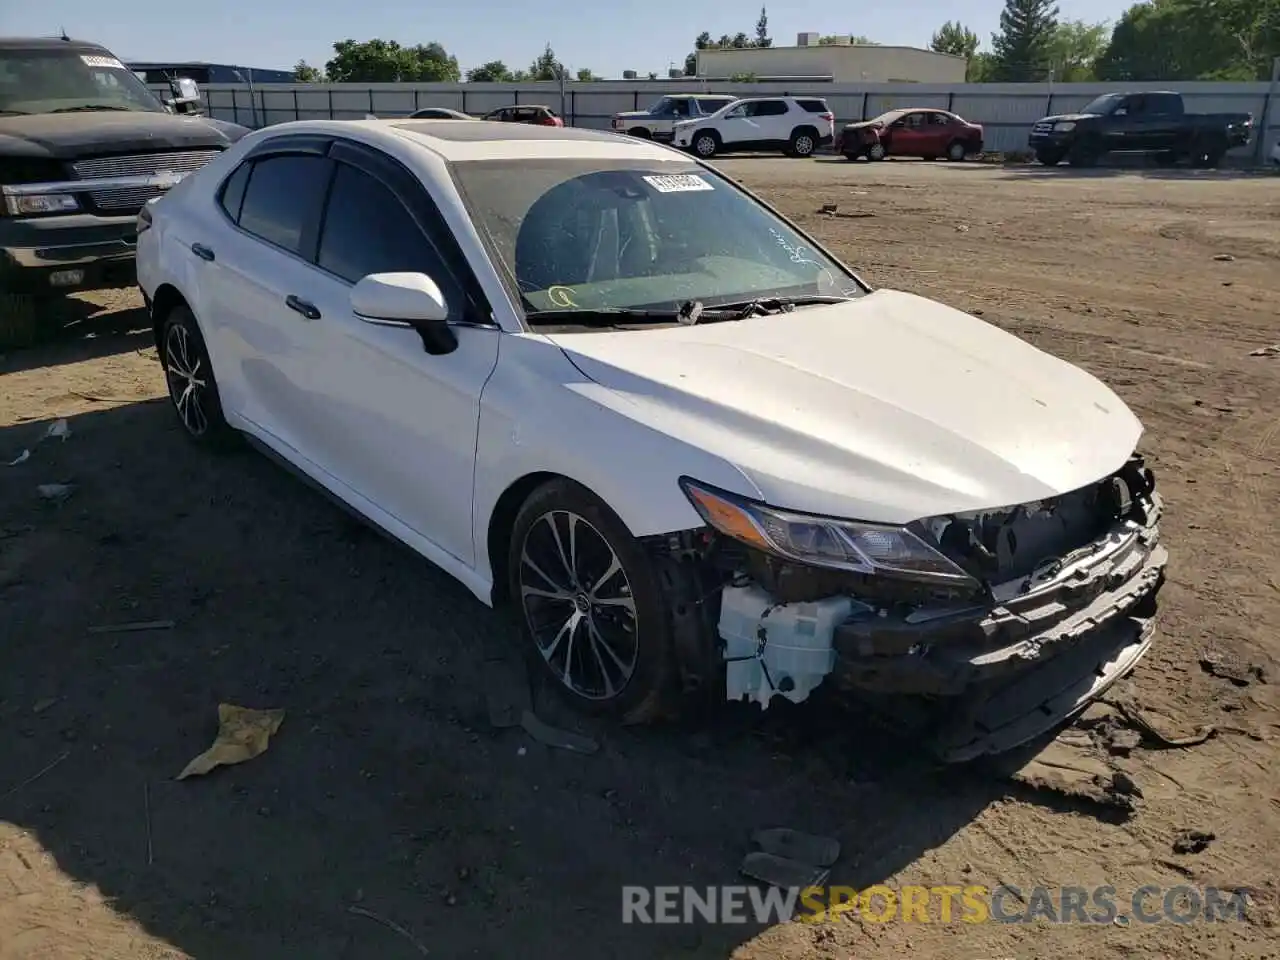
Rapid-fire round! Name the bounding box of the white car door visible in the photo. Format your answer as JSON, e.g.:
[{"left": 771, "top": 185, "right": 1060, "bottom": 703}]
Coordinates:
[
  {"left": 754, "top": 100, "right": 793, "bottom": 146},
  {"left": 271, "top": 143, "right": 500, "bottom": 568},
  {"left": 191, "top": 147, "right": 335, "bottom": 447},
  {"left": 716, "top": 102, "right": 756, "bottom": 147}
]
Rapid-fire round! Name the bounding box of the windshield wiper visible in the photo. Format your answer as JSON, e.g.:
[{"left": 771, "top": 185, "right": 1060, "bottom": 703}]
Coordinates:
[
  {"left": 49, "top": 104, "right": 135, "bottom": 113},
  {"left": 526, "top": 307, "right": 687, "bottom": 327},
  {"left": 680, "top": 295, "right": 854, "bottom": 324}
]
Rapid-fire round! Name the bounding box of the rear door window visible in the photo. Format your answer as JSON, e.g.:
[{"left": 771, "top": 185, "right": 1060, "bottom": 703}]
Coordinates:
[
  {"left": 236, "top": 154, "right": 331, "bottom": 255},
  {"left": 750, "top": 100, "right": 788, "bottom": 117},
  {"left": 796, "top": 99, "right": 829, "bottom": 114}
]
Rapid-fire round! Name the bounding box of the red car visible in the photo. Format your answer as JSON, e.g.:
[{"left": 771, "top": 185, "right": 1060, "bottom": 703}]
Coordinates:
[
  {"left": 837, "top": 108, "right": 983, "bottom": 161},
  {"left": 481, "top": 104, "right": 564, "bottom": 127}
]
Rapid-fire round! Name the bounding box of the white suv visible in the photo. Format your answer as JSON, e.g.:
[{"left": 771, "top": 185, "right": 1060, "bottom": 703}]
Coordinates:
[{"left": 672, "top": 96, "right": 835, "bottom": 158}]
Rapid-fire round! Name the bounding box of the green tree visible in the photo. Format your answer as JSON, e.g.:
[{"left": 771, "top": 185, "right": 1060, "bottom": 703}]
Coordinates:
[
  {"left": 576, "top": 67, "right": 597, "bottom": 81},
  {"left": 293, "top": 59, "right": 323, "bottom": 82},
  {"left": 819, "top": 35, "right": 877, "bottom": 44},
  {"left": 967, "top": 51, "right": 999, "bottom": 80},
  {"left": 990, "top": 0, "right": 1060, "bottom": 80},
  {"left": 1093, "top": 0, "right": 1272, "bottom": 81},
  {"left": 755, "top": 6, "right": 772, "bottom": 47},
  {"left": 930, "top": 21, "right": 981, "bottom": 59},
  {"left": 1046, "top": 19, "right": 1109, "bottom": 80},
  {"left": 324, "top": 39, "right": 460, "bottom": 82},
  {"left": 528, "top": 42, "right": 566, "bottom": 81},
  {"left": 466, "top": 60, "right": 513, "bottom": 82},
  {"left": 685, "top": 31, "right": 713, "bottom": 75},
  {"left": 730, "top": 32, "right": 752, "bottom": 48}
]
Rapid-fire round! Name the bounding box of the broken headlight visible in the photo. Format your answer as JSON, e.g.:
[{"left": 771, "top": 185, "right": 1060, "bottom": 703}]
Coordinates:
[{"left": 680, "top": 478, "right": 978, "bottom": 587}]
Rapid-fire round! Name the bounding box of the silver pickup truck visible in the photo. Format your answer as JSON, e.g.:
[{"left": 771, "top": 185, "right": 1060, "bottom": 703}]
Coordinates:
[{"left": 611, "top": 94, "right": 738, "bottom": 142}]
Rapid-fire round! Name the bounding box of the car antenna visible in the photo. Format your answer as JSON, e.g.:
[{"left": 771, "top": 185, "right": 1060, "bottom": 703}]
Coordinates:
[{"left": 59, "top": 26, "right": 71, "bottom": 41}]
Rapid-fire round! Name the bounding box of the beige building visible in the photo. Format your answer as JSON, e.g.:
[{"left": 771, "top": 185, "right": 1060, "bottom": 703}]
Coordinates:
[{"left": 696, "top": 33, "right": 967, "bottom": 84}]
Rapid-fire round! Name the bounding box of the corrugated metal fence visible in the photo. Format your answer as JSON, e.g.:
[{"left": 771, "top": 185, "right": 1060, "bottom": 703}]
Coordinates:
[{"left": 189, "top": 79, "right": 1279, "bottom": 160}]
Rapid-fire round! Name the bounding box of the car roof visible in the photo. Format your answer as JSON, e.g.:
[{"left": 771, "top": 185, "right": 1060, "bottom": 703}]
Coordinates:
[
  {"left": 0, "top": 37, "right": 111, "bottom": 52},
  {"left": 252, "top": 119, "right": 693, "bottom": 164}
]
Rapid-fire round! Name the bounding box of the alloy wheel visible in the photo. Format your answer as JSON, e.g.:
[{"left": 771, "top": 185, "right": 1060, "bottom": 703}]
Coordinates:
[
  {"left": 794, "top": 135, "right": 815, "bottom": 156},
  {"left": 164, "top": 323, "right": 210, "bottom": 436},
  {"left": 518, "top": 510, "right": 639, "bottom": 701},
  {"left": 695, "top": 135, "right": 716, "bottom": 157},
  {"left": 868, "top": 143, "right": 886, "bottom": 161}
]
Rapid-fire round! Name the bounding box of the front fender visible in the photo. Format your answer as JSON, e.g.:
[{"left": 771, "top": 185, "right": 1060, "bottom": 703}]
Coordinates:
[{"left": 473, "top": 333, "right": 760, "bottom": 589}]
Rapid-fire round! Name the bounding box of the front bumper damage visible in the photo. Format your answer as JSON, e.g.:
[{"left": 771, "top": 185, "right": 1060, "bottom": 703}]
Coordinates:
[{"left": 704, "top": 456, "right": 1168, "bottom": 763}]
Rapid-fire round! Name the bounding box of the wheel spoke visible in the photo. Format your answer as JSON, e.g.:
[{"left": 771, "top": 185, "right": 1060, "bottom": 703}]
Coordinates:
[
  {"left": 521, "top": 549, "right": 571, "bottom": 594},
  {"left": 592, "top": 593, "right": 635, "bottom": 613},
  {"left": 586, "top": 622, "right": 616, "bottom": 698},
  {"left": 589, "top": 618, "right": 631, "bottom": 679},
  {"left": 587, "top": 554, "right": 621, "bottom": 597},
  {"left": 542, "top": 513, "right": 575, "bottom": 585}
]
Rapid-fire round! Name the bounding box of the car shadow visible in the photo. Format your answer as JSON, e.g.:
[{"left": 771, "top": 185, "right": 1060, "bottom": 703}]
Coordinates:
[
  {"left": 0, "top": 296, "right": 152, "bottom": 375},
  {"left": 966, "top": 160, "right": 1272, "bottom": 181},
  {"left": 0, "top": 401, "right": 1101, "bottom": 958}
]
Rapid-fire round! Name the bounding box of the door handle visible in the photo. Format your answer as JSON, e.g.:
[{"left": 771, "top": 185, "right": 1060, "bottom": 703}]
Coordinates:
[
  {"left": 190, "top": 242, "right": 215, "bottom": 262},
  {"left": 285, "top": 295, "right": 321, "bottom": 320}
]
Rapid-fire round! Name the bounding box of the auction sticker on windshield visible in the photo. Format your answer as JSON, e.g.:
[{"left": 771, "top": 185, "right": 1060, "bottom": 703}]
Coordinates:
[
  {"left": 81, "top": 54, "right": 128, "bottom": 70},
  {"left": 643, "top": 174, "right": 714, "bottom": 193}
]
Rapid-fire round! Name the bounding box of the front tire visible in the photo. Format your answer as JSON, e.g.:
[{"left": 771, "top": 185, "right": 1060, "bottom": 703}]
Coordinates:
[
  {"left": 1035, "top": 148, "right": 1065, "bottom": 166},
  {"left": 627, "top": 127, "right": 652, "bottom": 139},
  {"left": 508, "top": 479, "right": 673, "bottom": 722},
  {"left": 946, "top": 140, "right": 967, "bottom": 161},
  {"left": 867, "top": 142, "right": 887, "bottom": 161},
  {"left": 692, "top": 131, "right": 719, "bottom": 158},
  {"left": 161, "top": 305, "right": 237, "bottom": 449}
]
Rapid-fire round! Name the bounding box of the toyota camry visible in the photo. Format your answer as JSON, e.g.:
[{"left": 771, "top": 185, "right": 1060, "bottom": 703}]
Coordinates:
[{"left": 136, "top": 120, "right": 1167, "bottom": 761}]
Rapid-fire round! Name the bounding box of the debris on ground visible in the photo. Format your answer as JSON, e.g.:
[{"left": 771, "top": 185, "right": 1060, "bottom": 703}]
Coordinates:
[
  {"left": 176, "top": 703, "right": 285, "bottom": 780},
  {"left": 484, "top": 655, "right": 531, "bottom": 729},
  {"left": 347, "top": 905, "right": 430, "bottom": 956},
  {"left": 519, "top": 710, "right": 598, "bottom": 755},
  {"left": 817, "top": 204, "right": 876, "bottom": 219},
  {"left": 36, "top": 483, "right": 75, "bottom": 502},
  {"left": 1213, "top": 253, "right": 1235, "bottom": 261},
  {"left": 1199, "top": 652, "right": 1268, "bottom": 687},
  {"left": 1173, "top": 829, "right": 1215, "bottom": 854},
  {"left": 1249, "top": 344, "right": 1280, "bottom": 357},
  {"left": 1099, "top": 697, "right": 1216, "bottom": 748},
  {"left": 88, "top": 619, "right": 177, "bottom": 635},
  {"left": 752, "top": 828, "right": 841, "bottom": 867},
  {"left": 740, "top": 851, "right": 831, "bottom": 890},
  {"left": 740, "top": 828, "right": 839, "bottom": 890},
  {"left": 1008, "top": 738, "right": 1140, "bottom": 812},
  {"left": 32, "top": 697, "right": 58, "bottom": 714}
]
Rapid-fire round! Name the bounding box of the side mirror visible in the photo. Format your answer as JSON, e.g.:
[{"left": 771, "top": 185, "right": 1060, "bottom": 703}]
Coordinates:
[{"left": 351, "top": 272, "right": 458, "bottom": 355}]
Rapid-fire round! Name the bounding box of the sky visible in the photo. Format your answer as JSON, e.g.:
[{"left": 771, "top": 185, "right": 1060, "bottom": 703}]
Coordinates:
[{"left": 4, "top": 0, "right": 1132, "bottom": 77}]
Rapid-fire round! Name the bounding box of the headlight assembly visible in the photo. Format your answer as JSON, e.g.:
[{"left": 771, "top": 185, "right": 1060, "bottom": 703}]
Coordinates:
[
  {"left": 1053, "top": 121, "right": 1076, "bottom": 132},
  {"left": 679, "top": 478, "right": 977, "bottom": 586}
]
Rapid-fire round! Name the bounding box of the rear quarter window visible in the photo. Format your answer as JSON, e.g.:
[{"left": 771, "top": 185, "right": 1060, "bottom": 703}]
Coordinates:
[{"left": 796, "top": 99, "right": 829, "bottom": 113}]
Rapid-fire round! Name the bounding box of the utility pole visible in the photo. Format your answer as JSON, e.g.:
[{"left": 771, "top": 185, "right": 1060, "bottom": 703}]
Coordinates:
[{"left": 1258, "top": 56, "right": 1279, "bottom": 165}]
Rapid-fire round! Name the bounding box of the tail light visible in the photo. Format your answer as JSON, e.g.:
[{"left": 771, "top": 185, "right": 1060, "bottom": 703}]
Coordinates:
[
  {"left": 820, "top": 112, "right": 834, "bottom": 122},
  {"left": 537, "top": 115, "right": 559, "bottom": 126}
]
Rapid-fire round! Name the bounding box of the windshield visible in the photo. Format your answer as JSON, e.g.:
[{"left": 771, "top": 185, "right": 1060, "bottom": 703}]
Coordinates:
[
  {"left": 645, "top": 96, "right": 675, "bottom": 114},
  {"left": 450, "top": 158, "right": 865, "bottom": 324},
  {"left": 1079, "top": 94, "right": 1123, "bottom": 116},
  {"left": 0, "top": 48, "right": 166, "bottom": 116}
]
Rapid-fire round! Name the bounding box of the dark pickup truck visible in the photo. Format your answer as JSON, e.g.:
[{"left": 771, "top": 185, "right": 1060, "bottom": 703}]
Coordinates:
[
  {"left": 1, "top": 37, "right": 247, "bottom": 313},
  {"left": 1028, "top": 91, "right": 1253, "bottom": 168}
]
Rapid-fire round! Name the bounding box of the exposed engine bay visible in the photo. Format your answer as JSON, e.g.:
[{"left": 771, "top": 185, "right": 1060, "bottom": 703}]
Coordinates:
[{"left": 649, "top": 454, "right": 1167, "bottom": 763}]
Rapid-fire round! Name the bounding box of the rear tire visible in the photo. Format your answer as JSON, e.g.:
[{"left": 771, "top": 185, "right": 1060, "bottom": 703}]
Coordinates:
[
  {"left": 787, "top": 128, "right": 818, "bottom": 158},
  {"left": 508, "top": 478, "right": 673, "bottom": 723},
  {"left": 161, "top": 304, "right": 237, "bottom": 450}
]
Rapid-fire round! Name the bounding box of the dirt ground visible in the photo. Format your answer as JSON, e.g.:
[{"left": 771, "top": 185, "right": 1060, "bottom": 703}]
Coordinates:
[{"left": 1, "top": 159, "right": 1278, "bottom": 960}]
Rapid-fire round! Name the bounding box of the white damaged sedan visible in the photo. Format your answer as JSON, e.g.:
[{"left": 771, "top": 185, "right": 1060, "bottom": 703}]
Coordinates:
[{"left": 136, "top": 120, "right": 1166, "bottom": 761}]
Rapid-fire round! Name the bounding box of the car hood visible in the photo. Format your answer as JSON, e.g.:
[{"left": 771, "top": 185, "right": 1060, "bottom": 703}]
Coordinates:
[
  {"left": 0, "top": 111, "right": 233, "bottom": 160},
  {"left": 842, "top": 120, "right": 882, "bottom": 131},
  {"left": 545, "top": 289, "right": 1143, "bottom": 524},
  {"left": 615, "top": 110, "right": 653, "bottom": 121},
  {"left": 1037, "top": 113, "right": 1096, "bottom": 124}
]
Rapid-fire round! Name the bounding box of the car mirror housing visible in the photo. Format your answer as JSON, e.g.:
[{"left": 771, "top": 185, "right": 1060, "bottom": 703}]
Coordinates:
[{"left": 351, "top": 272, "right": 458, "bottom": 355}]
